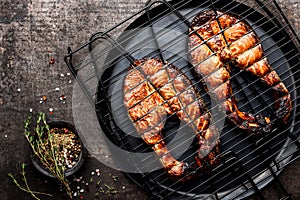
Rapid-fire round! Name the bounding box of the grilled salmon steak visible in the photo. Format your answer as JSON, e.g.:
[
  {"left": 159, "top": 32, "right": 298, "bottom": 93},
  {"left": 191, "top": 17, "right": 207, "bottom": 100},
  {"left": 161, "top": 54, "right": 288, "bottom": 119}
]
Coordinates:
[
  {"left": 189, "top": 10, "right": 292, "bottom": 135},
  {"left": 123, "top": 58, "right": 220, "bottom": 179}
]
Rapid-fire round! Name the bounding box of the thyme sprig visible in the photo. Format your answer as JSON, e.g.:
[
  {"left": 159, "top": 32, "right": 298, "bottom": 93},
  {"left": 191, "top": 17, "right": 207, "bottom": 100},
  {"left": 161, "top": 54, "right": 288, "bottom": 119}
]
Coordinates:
[
  {"left": 24, "top": 112, "right": 72, "bottom": 198},
  {"left": 8, "top": 163, "right": 52, "bottom": 200}
]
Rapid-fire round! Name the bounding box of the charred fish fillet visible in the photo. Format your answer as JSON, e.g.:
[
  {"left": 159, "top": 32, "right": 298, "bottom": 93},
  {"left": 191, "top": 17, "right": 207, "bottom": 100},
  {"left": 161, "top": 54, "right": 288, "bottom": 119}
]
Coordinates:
[
  {"left": 123, "top": 58, "right": 220, "bottom": 179},
  {"left": 188, "top": 10, "right": 292, "bottom": 135}
]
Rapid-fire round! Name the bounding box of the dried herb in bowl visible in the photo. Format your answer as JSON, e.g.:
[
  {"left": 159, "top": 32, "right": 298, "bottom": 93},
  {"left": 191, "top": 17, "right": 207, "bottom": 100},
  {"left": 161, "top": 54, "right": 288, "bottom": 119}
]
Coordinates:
[
  {"left": 25, "top": 112, "right": 86, "bottom": 199},
  {"left": 48, "top": 127, "right": 82, "bottom": 169}
]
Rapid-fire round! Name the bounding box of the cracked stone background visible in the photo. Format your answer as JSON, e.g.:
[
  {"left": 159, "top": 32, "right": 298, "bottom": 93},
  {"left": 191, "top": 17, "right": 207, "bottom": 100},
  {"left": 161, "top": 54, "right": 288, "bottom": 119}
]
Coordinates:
[{"left": 0, "top": 0, "right": 299, "bottom": 199}]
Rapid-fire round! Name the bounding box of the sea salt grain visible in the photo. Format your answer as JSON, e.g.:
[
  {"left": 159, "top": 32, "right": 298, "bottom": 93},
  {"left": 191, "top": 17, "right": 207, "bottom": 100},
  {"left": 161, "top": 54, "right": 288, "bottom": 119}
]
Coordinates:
[
  {"left": 59, "top": 95, "right": 66, "bottom": 101},
  {"left": 75, "top": 178, "right": 81, "bottom": 182},
  {"left": 95, "top": 169, "right": 100, "bottom": 176},
  {"left": 55, "top": 87, "right": 60, "bottom": 91}
]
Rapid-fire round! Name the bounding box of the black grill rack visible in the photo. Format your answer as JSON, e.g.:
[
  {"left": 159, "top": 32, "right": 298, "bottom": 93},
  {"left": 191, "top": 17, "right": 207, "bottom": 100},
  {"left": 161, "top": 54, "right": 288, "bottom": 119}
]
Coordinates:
[{"left": 64, "top": 0, "right": 300, "bottom": 199}]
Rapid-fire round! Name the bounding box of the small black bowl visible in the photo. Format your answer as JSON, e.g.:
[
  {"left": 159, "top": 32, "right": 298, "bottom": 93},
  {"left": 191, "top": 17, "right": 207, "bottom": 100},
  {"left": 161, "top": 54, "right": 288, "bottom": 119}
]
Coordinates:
[{"left": 31, "top": 121, "right": 87, "bottom": 178}]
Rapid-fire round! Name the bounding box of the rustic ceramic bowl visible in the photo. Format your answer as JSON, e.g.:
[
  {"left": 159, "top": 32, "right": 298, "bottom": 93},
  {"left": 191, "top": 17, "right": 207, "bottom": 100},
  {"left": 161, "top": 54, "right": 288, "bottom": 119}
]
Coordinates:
[{"left": 31, "top": 121, "right": 87, "bottom": 178}]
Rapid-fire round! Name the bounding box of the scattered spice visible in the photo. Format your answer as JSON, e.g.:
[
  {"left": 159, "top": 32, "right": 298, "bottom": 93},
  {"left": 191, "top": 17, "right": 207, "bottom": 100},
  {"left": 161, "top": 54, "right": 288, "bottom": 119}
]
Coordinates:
[
  {"left": 89, "top": 177, "right": 94, "bottom": 184},
  {"left": 49, "top": 127, "right": 82, "bottom": 169},
  {"left": 73, "top": 192, "right": 78, "bottom": 197},
  {"left": 109, "top": 174, "right": 118, "bottom": 182},
  {"left": 74, "top": 177, "right": 81, "bottom": 182},
  {"left": 49, "top": 57, "right": 55, "bottom": 65},
  {"left": 42, "top": 95, "right": 47, "bottom": 101},
  {"left": 59, "top": 95, "right": 66, "bottom": 101},
  {"left": 96, "top": 180, "right": 101, "bottom": 187},
  {"left": 39, "top": 95, "right": 47, "bottom": 104},
  {"left": 95, "top": 169, "right": 100, "bottom": 176},
  {"left": 98, "top": 187, "right": 105, "bottom": 193},
  {"left": 71, "top": 170, "right": 123, "bottom": 198},
  {"left": 104, "top": 184, "right": 118, "bottom": 195}
]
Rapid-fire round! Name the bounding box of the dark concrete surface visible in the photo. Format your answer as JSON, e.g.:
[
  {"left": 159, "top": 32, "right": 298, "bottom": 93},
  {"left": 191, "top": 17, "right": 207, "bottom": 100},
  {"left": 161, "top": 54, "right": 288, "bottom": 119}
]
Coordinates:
[{"left": 0, "top": 0, "right": 299, "bottom": 200}]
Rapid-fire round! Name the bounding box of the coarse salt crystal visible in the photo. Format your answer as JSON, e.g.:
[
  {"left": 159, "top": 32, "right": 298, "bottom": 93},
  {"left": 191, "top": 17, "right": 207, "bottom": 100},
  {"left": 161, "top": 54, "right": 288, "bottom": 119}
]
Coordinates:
[
  {"left": 55, "top": 87, "right": 60, "bottom": 91},
  {"left": 59, "top": 95, "right": 66, "bottom": 101}
]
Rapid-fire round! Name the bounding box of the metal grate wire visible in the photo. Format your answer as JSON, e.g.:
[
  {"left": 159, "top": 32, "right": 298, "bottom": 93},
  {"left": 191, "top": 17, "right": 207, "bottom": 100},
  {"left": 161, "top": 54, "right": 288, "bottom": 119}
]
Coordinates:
[{"left": 65, "top": 0, "right": 300, "bottom": 199}]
